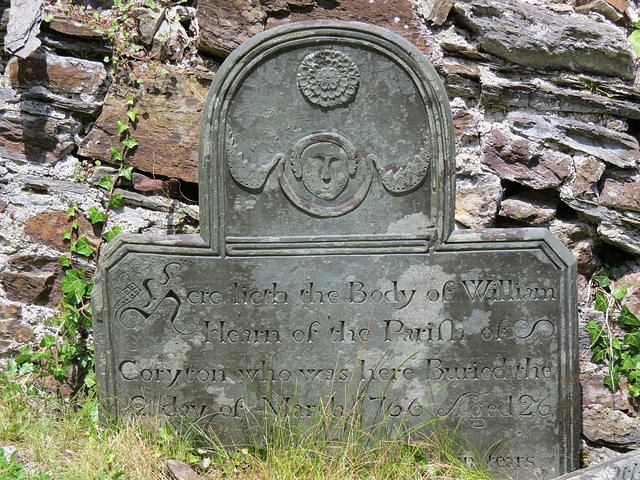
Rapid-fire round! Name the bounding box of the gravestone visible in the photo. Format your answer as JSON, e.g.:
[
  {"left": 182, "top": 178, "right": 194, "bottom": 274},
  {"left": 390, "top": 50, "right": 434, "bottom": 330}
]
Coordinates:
[
  {"left": 554, "top": 450, "right": 640, "bottom": 480},
  {"left": 92, "top": 21, "right": 580, "bottom": 479}
]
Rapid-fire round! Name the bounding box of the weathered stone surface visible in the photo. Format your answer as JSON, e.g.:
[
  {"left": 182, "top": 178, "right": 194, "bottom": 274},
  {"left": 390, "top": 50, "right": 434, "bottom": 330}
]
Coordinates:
[
  {"left": 46, "top": 14, "right": 107, "bottom": 38},
  {"left": 0, "top": 304, "right": 31, "bottom": 355},
  {"left": 166, "top": 460, "right": 204, "bottom": 480},
  {"left": 24, "top": 211, "right": 99, "bottom": 252},
  {"left": 197, "top": 0, "right": 424, "bottom": 58},
  {"left": 499, "top": 193, "right": 558, "bottom": 226},
  {"left": 452, "top": 0, "right": 636, "bottom": 79},
  {"left": 480, "top": 72, "right": 640, "bottom": 120},
  {"left": 508, "top": 113, "right": 639, "bottom": 170},
  {"left": 455, "top": 173, "right": 501, "bottom": 227},
  {"left": 556, "top": 449, "right": 640, "bottom": 480},
  {"left": 548, "top": 219, "right": 599, "bottom": 275},
  {"left": 582, "top": 404, "right": 640, "bottom": 447},
  {"left": 597, "top": 223, "right": 640, "bottom": 256},
  {"left": 0, "top": 109, "right": 77, "bottom": 164},
  {"left": 563, "top": 156, "right": 606, "bottom": 200},
  {"left": 618, "top": 269, "right": 640, "bottom": 319},
  {"left": 134, "top": 7, "right": 165, "bottom": 46},
  {"left": 197, "top": 0, "right": 266, "bottom": 57},
  {"left": 78, "top": 68, "right": 211, "bottom": 183},
  {"left": 483, "top": 127, "right": 572, "bottom": 189},
  {"left": 4, "top": 0, "right": 43, "bottom": 58},
  {"left": 582, "top": 374, "right": 634, "bottom": 414},
  {"left": 0, "top": 254, "right": 63, "bottom": 307},
  {"left": 6, "top": 51, "right": 108, "bottom": 96},
  {"left": 600, "top": 175, "right": 640, "bottom": 213}
]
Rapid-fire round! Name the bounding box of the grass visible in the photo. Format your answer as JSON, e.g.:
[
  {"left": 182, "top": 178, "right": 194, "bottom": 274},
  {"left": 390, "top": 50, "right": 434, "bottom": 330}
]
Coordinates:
[{"left": 0, "top": 385, "right": 498, "bottom": 480}]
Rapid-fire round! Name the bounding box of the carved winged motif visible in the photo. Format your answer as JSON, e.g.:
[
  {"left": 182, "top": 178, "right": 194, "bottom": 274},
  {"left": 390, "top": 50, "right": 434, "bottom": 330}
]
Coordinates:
[
  {"left": 371, "top": 143, "right": 430, "bottom": 193},
  {"left": 226, "top": 128, "right": 283, "bottom": 190}
]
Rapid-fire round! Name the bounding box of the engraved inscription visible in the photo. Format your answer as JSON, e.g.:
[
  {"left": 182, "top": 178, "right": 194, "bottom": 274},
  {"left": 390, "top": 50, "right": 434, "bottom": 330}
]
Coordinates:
[{"left": 297, "top": 49, "right": 359, "bottom": 108}]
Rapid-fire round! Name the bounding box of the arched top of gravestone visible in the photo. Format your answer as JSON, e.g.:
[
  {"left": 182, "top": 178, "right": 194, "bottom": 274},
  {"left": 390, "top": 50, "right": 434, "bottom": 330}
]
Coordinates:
[{"left": 199, "top": 21, "right": 455, "bottom": 256}]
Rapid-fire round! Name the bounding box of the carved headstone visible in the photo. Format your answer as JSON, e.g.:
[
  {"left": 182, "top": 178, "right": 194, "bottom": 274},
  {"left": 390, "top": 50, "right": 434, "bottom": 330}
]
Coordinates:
[
  {"left": 554, "top": 450, "right": 640, "bottom": 480},
  {"left": 93, "top": 21, "right": 580, "bottom": 479}
]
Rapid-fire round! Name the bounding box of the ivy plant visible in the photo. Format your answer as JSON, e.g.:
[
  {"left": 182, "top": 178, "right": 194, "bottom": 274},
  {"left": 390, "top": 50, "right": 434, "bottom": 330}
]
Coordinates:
[{"left": 585, "top": 266, "right": 640, "bottom": 397}]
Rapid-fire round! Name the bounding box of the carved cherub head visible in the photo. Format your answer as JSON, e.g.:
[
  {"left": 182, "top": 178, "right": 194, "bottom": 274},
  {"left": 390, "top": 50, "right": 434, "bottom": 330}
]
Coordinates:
[{"left": 290, "top": 134, "right": 357, "bottom": 201}]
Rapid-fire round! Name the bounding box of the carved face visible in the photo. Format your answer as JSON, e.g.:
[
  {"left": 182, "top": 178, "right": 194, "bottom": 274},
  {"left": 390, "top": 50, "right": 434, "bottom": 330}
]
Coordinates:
[{"left": 300, "top": 142, "right": 350, "bottom": 200}]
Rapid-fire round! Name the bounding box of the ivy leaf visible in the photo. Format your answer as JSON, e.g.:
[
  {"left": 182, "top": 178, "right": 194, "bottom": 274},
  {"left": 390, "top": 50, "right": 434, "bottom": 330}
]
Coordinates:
[
  {"left": 625, "top": 331, "right": 640, "bottom": 351},
  {"left": 586, "top": 320, "right": 604, "bottom": 345},
  {"left": 610, "top": 265, "right": 628, "bottom": 281},
  {"left": 603, "top": 370, "right": 620, "bottom": 393},
  {"left": 111, "top": 147, "right": 123, "bottom": 164},
  {"left": 595, "top": 291, "right": 609, "bottom": 312},
  {"left": 118, "top": 165, "right": 134, "bottom": 180},
  {"left": 61, "top": 268, "right": 88, "bottom": 299},
  {"left": 62, "top": 229, "right": 72, "bottom": 241},
  {"left": 71, "top": 236, "right": 94, "bottom": 257},
  {"left": 629, "top": 29, "right": 640, "bottom": 57},
  {"left": 125, "top": 96, "right": 134, "bottom": 106},
  {"left": 122, "top": 138, "right": 138, "bottom": 149},
  {"left": 618, "top": 306, "right": 640, "bottom": 326},
  {"left": 60, "top": 254, "right": 72, "bottom": 267},
  {"left": 98, "top": 174, "right": 114, "bottom": 190},
  {"left": 611, "top": 284, "right": 628, "bottom": 301},
  {"left": 109, "top": 193, "right": 124, "bottom": 209},
  {"left": 591, "top": 348, "right": 607, "bottom": 363},
  {"left": 117, "top": 120, "right": 129, "bottom": 134},
  {"left": 103, "top": 226, "right": 123, "bottom": 242},
  {"left": 88, "top": 206, "right": 106, "bottom": 224},
  {"left": 66, "top": 206, "right": 76, "bottom": 217},
  {"left": 126, "top": 108, "right": 137, "bottom": 122},
  {"left": 593, "top": 268, "right": 610, "bottom": 288}
]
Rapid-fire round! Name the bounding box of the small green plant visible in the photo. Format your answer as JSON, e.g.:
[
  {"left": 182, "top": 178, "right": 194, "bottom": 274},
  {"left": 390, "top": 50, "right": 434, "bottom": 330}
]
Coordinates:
[
  {"left": 585, "top": 266, "right": 640, "bottom": 397},
  {"left": 629, "top": 21, "right": 640, "bottom": 57},
  {"left": 578, "top": 75, "right": 614, "bottom": 98}
]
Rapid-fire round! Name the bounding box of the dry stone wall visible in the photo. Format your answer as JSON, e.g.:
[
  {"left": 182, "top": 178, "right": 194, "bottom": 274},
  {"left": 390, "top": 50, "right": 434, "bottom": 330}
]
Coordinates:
[{"left": 1, "top": 0, "right": 640, "bottom": 464}]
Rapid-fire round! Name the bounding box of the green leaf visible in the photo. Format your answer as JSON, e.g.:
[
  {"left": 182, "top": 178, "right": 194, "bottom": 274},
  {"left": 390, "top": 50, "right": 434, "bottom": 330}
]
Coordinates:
[
  {"left": 126, "top": 108, "right": 137, "bottom": 122},
  {"left": 591, "top": 348, "right": 607, "bottom": 363},
  {"left": 618, "top": 305, "right": 640, "bottom": 326},
  {"left": 122, "top": 138, "right": 138, "bottom": 149},
  {"left": 117, "top": 120, "right": 129, "bottom": 134},
  {"left": 595, "top": 291, "right": 609, "bottom": 312},
  {"left": 109, "top": 193, "right": 124, "bottom": 209},
  {"left": 66, "top": 206, "right": 76, "bottom": 217},
  {"left": 88, "top": 206, "right": 106, "bottom": 224},
  {"left": 593, "top": 267, "right": 610, "bottom": 288},
  {"left": 111, "top": 147, "right": 123, "bottom": 163},
  {"left": 98, "top": 174, "right": 114, "bottom": 190},
  {"left": 611, "top": 284, "right": 628, "bottom": 301},
  {"left": 629, "top": 29, "right": 640, "bottom": 57},
  {"left": 43, "top": 11, "right": 54, "bottom": 22},
  {"left": 62, "top": 229, "right": 72, "bottom": 241},
  {"left": 118, "top": 165, "right": 134, "bottom": 180},
  {"left": 161, "top": 68, "right": 170, "bottom": 76},
  {"left": 61, "top": 268, "right": 88, "bottom": 300},
  {"left": 125, "top": 96, "right": 134, "bottom": 105},
  {"left": 586, "top": 320, "right": 604, "bottom": 345},
  {"left": 611, "top": 266, "right": 629, "bottom": 281},
  {"left": 103, "top": 56, "right": 110, "bottom": 63},
  {"left": 603, "top": 370, "right": 620, "bottom": 392},
  {"left": 60, "top": 254, "right": 71, "bottom": 267},
  {"left": 625, "top": 331, "right": 640, "bottom": 350},
  {"left": 71, "top": 236, "right": 94, "bottom": 257},
  {"left": 103, "top": 226, "right": 123, "bottom": 242}
]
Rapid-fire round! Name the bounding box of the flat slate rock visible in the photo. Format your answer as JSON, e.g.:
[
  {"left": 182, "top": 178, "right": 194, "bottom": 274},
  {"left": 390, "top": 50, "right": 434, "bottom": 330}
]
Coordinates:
[{"left": 93, "top": 21, "right": 580, "bottom": 480}]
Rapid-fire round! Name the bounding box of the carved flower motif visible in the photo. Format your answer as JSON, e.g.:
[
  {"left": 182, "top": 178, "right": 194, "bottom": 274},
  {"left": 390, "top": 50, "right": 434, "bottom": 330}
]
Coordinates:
[{"left": 297, "top": 50, "right": 360, "bottom": 108}]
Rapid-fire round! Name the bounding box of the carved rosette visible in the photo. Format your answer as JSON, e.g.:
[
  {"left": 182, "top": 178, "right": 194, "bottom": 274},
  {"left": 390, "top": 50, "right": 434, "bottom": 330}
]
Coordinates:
[{"left": 297, "top": 50, "right": 360, "bottom": 108}]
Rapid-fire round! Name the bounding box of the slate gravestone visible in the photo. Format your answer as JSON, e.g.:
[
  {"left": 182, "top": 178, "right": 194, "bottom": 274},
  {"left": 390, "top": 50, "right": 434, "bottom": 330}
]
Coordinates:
[
  {"left": 554, "top": 450, "right": 640, "bottom": 480},
  {"left": 93, "top": 21, "right": 580, "bottom": 479}
]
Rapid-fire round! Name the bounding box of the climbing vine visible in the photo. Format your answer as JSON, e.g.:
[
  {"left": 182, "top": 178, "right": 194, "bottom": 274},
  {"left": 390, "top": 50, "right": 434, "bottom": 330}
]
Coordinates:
[{"left": 586, "top": 266, "right": 640, "bottom": 398}]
